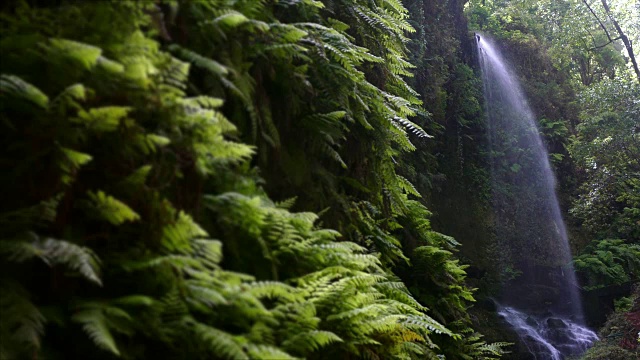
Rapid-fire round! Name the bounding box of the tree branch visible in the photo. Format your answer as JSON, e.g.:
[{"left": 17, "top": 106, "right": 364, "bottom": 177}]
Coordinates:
[
  {"left": 599, "top": 0, "right": 640, "bottom": 82},
  {"left": 582, "top": 0, "right": 614, "bottom": 42},
  {"left": 589, "top": 36, "right": 623, "bottom": 51}
]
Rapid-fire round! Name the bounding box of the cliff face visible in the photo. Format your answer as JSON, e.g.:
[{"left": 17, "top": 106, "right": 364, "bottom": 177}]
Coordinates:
[{"left": 404, "top": 0, "right": 493, "bottom": 273}]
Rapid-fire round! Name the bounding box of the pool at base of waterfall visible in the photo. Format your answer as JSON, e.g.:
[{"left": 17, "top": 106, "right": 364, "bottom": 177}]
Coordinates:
[{"left": 498, "top": 305, "right": 599, "bottom": 360}]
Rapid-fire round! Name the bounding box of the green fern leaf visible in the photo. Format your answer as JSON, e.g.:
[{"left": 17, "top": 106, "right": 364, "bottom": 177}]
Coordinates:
[
  {"left": 403, "top": 315, "right": 453, "bottom": 337},
  {"left": 120, "top": 165, "right": 153, "bottom": 187},
  {"left": 73, "top": 106, "right": 131, "bottom": 133},
  {"left": 161, "top": 211, "right": 208, "bottom": 253},
  {"left": 59, "top": 147, "right": 92, "bottom": 185},
  {"left": 86, "top": 191, "right": 140, "bottom": 225},
  {"left": 214, "top": 11, "right": 249, "bottom": 28},
  {"left": 282, "top": 330, "right": 342, "bottom": 353},
  {"left": 47, "top": 38, "right": 102, "bottom": 70},
  {"left": 192, "top": 323, "right": 247, "bottom": 359},
  {"left": 71, "top": 308, "right": 120, "bottom": 356},
  {"left": 0, "top": 281, "right": 46, "bottom": 352},
  {"left": 246, "top": 344, "right": 298, "bottom": 360},
  {"left": 0, "top": 74, "right": 49, "bottom": 109},
  {"left": 246, "top": 281, "right": 299, "bottom": 302},
  {"left": 168, "top": 44, "right": 228, "bottom": 77},
  {"left": 0, "top": 232, "right": 101, "bottom": 285}
]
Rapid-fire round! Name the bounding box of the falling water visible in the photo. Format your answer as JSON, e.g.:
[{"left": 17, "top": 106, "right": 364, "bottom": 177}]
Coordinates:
[
  {"left": 476, "top": 34, "right": 597, "bottom": 358},
  {"left": 498, "top": 306, "right": 599, "bottom": 360}
]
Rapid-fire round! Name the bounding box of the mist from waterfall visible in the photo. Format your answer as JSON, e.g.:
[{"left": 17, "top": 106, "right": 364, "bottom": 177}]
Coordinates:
[{"left": 476, "top": 33, "right": 597, "bottom": 358}]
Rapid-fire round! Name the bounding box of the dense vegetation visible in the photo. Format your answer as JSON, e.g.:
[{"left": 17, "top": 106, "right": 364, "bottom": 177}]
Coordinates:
[
  {"left": 0, "top": 0, "right": 508, "bottom": 359},
  {"left": 0, "top": 0, "right": 637, "bottom": 359}
]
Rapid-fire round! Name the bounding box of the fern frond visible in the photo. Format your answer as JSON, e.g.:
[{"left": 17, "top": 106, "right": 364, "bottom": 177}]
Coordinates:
[
  {"left": 59, "top": 147, "right": 93, "bottom": 185},
  {"left": 86, "top": 190, "right": 140, "bottom": 225},
  {"left": 46, "top": 38, "right": 103, "bottom": 69},
  {"left": 50, "top": 83, "right": 86, "bottom": 113},
  {"left": 0, "top": 74, "right": 49, "bottom": 109},
  {"left": 186, "top": 282, "right": 228, "bottom": 307},
  {"left": 192, "top": 239, "right": 223, "bottom": 268},
  {"left": 211, "top": 11, "right": 250, "bottom": 28},
  {"left": 403, "top": 315, "right": 453, "bottom": 337},
  {"left": 246, "top": 281, "right": 299, "bottom": 302},
  {"left": 191, "top": 322, "right": 247, "bottom": 359},
  {"left": 246, "top": 344, "right": 298, "bottom": 360},
  {"left": 121, "top": 255, "right": 201, "bottom": 272},
  {"left": 161, "top": 211, "right": 208, "bottom": 253},
  {"left": 72, "top": 106, "right": 131, "bottom": 133},
  {"left": 71, "top": 307, "right": 120, "bottom": 356},
  {"left": 478, "top": 342, "right": 513, "bottom": 356},
  {"left": 282, "top": 330, "right": 342, "bottom": 353},
  {"left": 275, "top": 197, "right": 297, "bottom": 210},
  {"left": 168, "top": 44, "right": 228, "bottom": 77},
  {"left": 0, "top": 232, "right": 101, "bottom": 285},
  {"left": 0, "top": 280, "right": 46, "bottom": 352},
  {"left": 119, "top": 165, "right": 152, "bottom": 187}
]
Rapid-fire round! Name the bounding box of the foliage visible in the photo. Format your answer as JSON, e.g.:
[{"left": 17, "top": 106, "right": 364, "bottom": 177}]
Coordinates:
[
  {"left": 569, "top": 79, "right": 640, "bottom": 241},
  {"left": 0, "top": 1, "right": 505, "bottom": 359},
  {"left": 162, "top": 0, "right": 504, "bottom": 358},
  {"left": 467, "top": 0, "right": 638, "bottom": 85},
  {"left": 580, "top": 286, "right": 640, "bottom": 359},
  {"left": 573, "top": 239, "right": 640, "bottom": 290}
]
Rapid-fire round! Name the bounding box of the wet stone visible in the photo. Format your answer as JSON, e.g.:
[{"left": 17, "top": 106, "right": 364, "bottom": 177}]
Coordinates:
[{"left": 547, "top": 318, "right": 568, "bottom": 329}]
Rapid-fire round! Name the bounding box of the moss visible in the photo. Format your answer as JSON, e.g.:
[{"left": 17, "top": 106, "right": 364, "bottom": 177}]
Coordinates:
[{"left": 580, "top": 344, "right": 635, "bottom": 360}]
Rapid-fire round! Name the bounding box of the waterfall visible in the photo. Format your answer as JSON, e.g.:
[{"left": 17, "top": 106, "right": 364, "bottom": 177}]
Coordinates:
[
  {"left": 498, "top": 306, "right": 599, "bottom": 360},
  {"left": 476, "top": 33, "right": 598, "bottom": 358}
]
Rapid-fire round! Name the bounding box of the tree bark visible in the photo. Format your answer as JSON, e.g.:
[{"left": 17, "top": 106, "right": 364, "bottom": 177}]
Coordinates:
[{"left": 599, "top": 0, "right": 640, "bottom": 82}]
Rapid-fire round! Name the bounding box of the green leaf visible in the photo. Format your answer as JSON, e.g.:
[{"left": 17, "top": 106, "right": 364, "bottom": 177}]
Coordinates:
[
  {"left": 73, "top": 106, "right": 131, "bottom": 132},
  {"left": 72, "top": 308, "right": 120, "bottom": 356},
  {"left": 214, "top": 12, "right": 249, "bottom": 28},
  {"left": 47, "top": 38, "right": 102, "bottom": 70},
  {"left": 86, "top": 191, "right": 140, "bottom": 225},
  {"left": 0, "top": 74, "right": 49, "bottom": 109}
]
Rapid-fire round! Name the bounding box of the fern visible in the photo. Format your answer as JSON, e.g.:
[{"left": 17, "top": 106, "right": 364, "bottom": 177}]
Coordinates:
[
  {"left": 0, "top": 281, "right": 45, "bottom": 355},
  {"left": 72, "top": 106, "right": 131, "bottom": 133},
  {"left": 0, "top": 74, "right": 49, "bottom": 109},
  {"left": 168, "top": 44, "right": 229, "bottom": 77},
  {"left": 282, "top": 330, "right": 343, "bottom": 353},
  {"left": 71, "top": 306, "right": 121, "bottom": 356},
  {"left": 46, "top": 38, "right": 103, "bottom": 70},
  {"left": 0, "top": 232, "right": 101, "bottom": 285},
  {"left": 59, "top": 147, "right": 93, "bottom": 185},
  {"left": 161, "top": 211, "right": 208, "bottom": 253},
  {"left": 85, "top": 190, "right": 140, "bottom": 225},
  {"left": 246, "top": 344, "right": 298, "bottom": 360},
  {"left": 403, "top": 314, "right": 454, "bottom": 337},
  {"left": 191, "top": 322, "right": 247, "bottom": 359},
  {"left": 246, "top": 281, "right": 299, "bottom": 302},
  {"left": 0, "top": 1, "right": 504, "bottom": 359}
]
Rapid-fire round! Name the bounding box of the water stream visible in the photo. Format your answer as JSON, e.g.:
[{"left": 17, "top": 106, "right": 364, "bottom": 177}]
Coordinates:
[
  {"left": 498, "top": 306, "right": 599, "bottom": 360},
  {"left": 476, "top": 34, "right": 598, "bottom": 358}
]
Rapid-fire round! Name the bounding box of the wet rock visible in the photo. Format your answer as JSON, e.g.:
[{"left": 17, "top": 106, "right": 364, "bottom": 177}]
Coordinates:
[
  {"left": 547, "top": 318, "right": 568, "bottom": 329},
  {"left": 546, "top": 328, "right": 572, "bottom": 344},
  {"left": 479, "top": 298, "right": 497, "bottom": 311},
  {"left": 498, "top": 305, "right": 598, "bottom": 359}
]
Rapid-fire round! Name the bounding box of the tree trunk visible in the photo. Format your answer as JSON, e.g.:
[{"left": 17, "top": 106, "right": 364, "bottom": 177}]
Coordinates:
[{"left": 600, "top": 0, "right": 640, "bottom": 82}]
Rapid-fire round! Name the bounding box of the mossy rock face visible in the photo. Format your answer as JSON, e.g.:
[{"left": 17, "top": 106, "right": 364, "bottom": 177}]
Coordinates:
[
  {"left": 580, "top": 286, "right": 640, "bottom": 359},
  {"left": 580, "top": 344, "right": 635, "bottom": 360}
]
